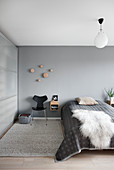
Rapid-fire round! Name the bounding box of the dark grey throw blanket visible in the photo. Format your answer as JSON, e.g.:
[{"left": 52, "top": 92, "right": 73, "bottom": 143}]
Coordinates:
[{"left": 55, "top": 100, "right": 114, "bottom": 161}]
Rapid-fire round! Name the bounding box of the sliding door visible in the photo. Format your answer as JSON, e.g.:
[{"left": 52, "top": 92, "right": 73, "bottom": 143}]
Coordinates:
[{"left": 0, "top": 33, "right": 17, "bottom": 136}]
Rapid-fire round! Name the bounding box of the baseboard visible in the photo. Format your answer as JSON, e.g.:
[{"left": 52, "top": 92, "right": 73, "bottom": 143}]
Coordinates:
[
  {"left": 33, "top": 117, "right": 61, "bottom": 120},
  {"left": 0, "top": 121, "right": 14, "bottom": 139}
]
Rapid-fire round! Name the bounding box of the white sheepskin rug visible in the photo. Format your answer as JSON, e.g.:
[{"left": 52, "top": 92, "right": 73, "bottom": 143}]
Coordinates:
[{"left": 72, "top": 109, "right": 114, "bottom": 149}]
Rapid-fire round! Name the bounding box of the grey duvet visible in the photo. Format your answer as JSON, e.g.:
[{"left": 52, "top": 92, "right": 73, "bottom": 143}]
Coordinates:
[{"left": 55, "top": 100, "right": 114, "bottom": 161}]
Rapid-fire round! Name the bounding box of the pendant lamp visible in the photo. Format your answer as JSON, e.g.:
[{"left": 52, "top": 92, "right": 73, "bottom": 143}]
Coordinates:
[{"left": 94, "top": 18, "right": 108, "bottom": 48}]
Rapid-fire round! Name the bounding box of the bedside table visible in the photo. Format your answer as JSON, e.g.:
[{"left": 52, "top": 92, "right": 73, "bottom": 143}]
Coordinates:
[
  {"left": 107, "top": 100, "right": 114, "bottom": 106},
  {"left": 50, "top": 100, "right": 59, "bottom": 111}
]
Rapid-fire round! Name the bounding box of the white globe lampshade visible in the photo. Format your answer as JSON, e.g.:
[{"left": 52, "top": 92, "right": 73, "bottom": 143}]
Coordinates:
[{"left": 94, "top": 30, "right": 108, "bottom": 48}]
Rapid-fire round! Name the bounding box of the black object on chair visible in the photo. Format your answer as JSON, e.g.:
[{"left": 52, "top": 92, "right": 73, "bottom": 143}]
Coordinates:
[{"left": 31, "top": 95, "right": 48, "bottom": 125}]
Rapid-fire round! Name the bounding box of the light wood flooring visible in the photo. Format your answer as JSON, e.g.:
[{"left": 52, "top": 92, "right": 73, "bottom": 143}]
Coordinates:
[{"left": 0, "top": 150, "right": 114, "bottom": 170}]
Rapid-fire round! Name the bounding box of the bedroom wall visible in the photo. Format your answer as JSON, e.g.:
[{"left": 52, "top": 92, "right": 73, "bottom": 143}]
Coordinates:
[
  {"left": 0, "top": 33, "right": 17, "bottom": 136},
  {"left": 19, "top": 46, "right": 114, "bottom": 117}
]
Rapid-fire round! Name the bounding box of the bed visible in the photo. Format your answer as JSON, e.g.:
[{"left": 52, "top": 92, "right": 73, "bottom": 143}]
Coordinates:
[{"left": 55, "top": 100, "right": 114, "bottom": 162}]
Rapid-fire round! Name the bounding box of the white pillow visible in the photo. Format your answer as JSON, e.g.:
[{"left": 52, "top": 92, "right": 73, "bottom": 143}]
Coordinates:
[{"left": 76, "top": 97, "right": 98, "bottom": 105}]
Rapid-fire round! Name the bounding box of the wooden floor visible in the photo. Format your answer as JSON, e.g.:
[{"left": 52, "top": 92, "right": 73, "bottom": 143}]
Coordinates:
[{"left": 0, "top": 150, "right": 114, "bottom": 170}]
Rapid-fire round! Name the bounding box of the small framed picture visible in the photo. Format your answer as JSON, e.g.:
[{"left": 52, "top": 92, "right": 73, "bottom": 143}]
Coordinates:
[{"left": 52, "top": 95, "right": 58, "bottom": 101}]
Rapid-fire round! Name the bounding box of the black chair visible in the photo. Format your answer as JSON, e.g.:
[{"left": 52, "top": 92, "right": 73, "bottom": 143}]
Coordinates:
[{"left": 31, "top": 95, "right": 48, "bottom": 125}]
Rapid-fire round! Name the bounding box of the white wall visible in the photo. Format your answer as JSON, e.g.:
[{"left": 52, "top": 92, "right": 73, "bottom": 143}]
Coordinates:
[{"left": 0, "top": 33, "right": 17, "bottom": 136}]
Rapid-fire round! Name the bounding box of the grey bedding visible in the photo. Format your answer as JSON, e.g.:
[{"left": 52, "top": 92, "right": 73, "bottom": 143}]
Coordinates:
[{"left": 55, "top": 100, "right": 114, "bottom": 161}]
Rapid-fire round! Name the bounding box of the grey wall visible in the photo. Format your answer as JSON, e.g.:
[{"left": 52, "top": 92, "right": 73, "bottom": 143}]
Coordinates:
[
  {"left": 0, "top": 33, "right": 17, "bottom": 136},
  {"left": 19, "top": 46, "right": 114, "bottom": 117}
]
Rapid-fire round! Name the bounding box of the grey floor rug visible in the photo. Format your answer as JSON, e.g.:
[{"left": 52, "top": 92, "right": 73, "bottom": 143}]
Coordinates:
[{"left": 0, "top": 120, "right": 63, "bottom": 156}]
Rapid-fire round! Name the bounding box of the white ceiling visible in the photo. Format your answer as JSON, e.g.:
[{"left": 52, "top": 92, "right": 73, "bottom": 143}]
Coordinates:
[{"left": 0, "top": 0, "right": 114, "bottom": 46}]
